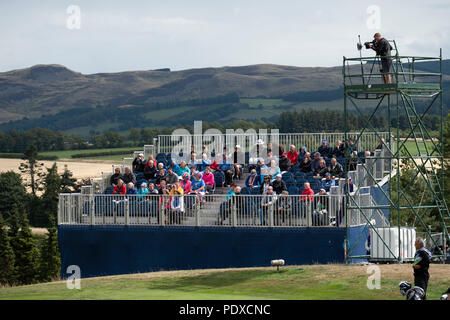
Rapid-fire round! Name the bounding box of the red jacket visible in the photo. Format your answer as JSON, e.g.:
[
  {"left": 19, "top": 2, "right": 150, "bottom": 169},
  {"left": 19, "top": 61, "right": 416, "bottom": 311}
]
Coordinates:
[
  {"left": 287, "top": 151, "right": 299, "bottom": 165},
  {"left": 210, "top": 160, "right": 220, "bottom": 171},
  {"left": 300, "top": 187, "right": 314, "bottom": 202},
  {"left": 113, "top": 184, "right": 127, "bottom": 195}
]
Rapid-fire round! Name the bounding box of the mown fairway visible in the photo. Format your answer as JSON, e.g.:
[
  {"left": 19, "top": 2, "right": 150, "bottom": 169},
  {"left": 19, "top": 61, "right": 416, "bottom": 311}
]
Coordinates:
[{"left": 1, "top": 264, "right": 449, "bottom": 300}]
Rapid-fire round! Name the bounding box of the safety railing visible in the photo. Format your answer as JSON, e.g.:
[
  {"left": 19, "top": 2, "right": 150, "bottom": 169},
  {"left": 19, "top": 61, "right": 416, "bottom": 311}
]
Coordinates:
[
  {"left": 343, "top": 55, "right": 442, "bottom": 87},
  {"left": 157, "top": 132, "right": 394, "bottom": 159},
  {"left": 57, "top": 192, "right": 384, "bottom": 228}
]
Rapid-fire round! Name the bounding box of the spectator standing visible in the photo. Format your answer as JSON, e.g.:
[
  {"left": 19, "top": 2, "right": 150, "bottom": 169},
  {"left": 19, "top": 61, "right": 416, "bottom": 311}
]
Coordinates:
[
  {"left": 412, "top": 238, "right": 432, "bottom": 299},
  {"left": 275, "top": 191, "right": 292, "bottom": 225},
  {"left": 232, "top": 145, "right": 245, "bottom": 179},
  {"left": 258, "top": 186, "right": 277, "bottom": 226},
  {"left": 219, "top": 153, "right": 233, "bottom": 187}
]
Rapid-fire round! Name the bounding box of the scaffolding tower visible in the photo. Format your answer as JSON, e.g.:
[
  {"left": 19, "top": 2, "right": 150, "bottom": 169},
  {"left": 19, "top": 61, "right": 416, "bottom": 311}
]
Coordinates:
[{"left": 343, "top": 40, "right": 449, "bottom": 263}]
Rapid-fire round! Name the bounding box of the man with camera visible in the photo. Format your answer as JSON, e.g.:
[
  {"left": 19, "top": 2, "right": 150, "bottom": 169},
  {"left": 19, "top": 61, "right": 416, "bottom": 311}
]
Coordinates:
[{"left": 363, "top": 33, "right": 393, "bottom": 84}]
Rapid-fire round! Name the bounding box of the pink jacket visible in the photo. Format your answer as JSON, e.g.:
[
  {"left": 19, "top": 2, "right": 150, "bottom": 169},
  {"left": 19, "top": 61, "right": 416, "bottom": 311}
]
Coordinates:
[
  {"left": 181, "top": 180, "right": 191, "bottom": 194},
  {"left": 202, "top": 172, "right": 215, "bottom": 187}
]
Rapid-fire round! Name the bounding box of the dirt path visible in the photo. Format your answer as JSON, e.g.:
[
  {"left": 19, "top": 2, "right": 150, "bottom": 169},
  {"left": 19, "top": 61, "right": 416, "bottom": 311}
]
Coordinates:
[{"left": 0, "top": 158, "right": 114, "bottom": 180}]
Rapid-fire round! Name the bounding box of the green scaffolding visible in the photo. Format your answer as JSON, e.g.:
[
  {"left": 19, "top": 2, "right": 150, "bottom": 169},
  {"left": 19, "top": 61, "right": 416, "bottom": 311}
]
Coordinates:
[{"left": 343, "top": 40, "right": 449, "bottom": 263}]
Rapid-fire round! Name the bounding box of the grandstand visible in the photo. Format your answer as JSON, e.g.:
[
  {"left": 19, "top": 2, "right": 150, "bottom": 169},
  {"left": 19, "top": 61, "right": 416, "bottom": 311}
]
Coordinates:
[
  {"left": 56, "top": 131, "right": 401, "bottom": 277},
  {"left": 59, "top": 131, "right": 393, "bottom": 228}
]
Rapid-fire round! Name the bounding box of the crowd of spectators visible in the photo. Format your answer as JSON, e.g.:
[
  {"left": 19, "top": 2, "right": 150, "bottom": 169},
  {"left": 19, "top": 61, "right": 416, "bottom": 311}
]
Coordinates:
[
  {"left": 110, "top": 137, "right": 371, "bottom": 197},
  {"left": 105, "top": 137, "right": 375, "bottom": 226}
]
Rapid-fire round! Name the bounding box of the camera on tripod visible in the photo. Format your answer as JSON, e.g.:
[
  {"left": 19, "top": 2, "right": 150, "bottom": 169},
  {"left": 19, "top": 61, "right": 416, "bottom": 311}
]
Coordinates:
[{"left": 357, "top": 41, "right": 373, "bottom": 51}]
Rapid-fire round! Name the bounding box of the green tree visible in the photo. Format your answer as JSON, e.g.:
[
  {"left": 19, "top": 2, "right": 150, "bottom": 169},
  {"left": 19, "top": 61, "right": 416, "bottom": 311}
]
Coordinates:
[
  {"left": 41, "top": 163, "right": 61, "bottom": 227},
  {"left": 19, "top": 145, "right": 45, "bottom": 196},
  {"left": 0, "top": 215, "right": 16, "bottom": 286},
  {"left": 128, "top": 127, "right": 140, "bottom": 146},
  {"left": 38, "top": 223, "right": 61, "bottom": 282},
  {"left": 14, "top": 212, "right": 39, "bottom": 285},
  {"left": 0, "top": 171, "right": 28, "bottom": 221},
  {"left": 60, "top": 165, "right": 77, "bottom": 193}
]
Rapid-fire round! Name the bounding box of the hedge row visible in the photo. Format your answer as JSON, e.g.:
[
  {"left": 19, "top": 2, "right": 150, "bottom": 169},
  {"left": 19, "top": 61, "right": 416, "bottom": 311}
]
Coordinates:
[
  {"left": 70, "top": 149, "right": 135, "bottom": 158},
  {"left": 0, "top": 153, "right": 58, "bottom": 161}
]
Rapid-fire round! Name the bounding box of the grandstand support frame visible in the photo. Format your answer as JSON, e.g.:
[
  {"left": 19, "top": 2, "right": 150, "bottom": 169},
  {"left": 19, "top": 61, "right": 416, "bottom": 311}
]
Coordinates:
[{"left": 343, "top": 43, "right": 449, "bottom": 263}]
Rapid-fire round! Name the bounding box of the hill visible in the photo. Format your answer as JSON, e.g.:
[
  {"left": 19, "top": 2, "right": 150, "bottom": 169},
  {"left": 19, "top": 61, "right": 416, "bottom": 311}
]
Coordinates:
[
  {"left": 0, "top": 60, "right": 448, "bottom": 135},
  {"left": 0, "top": 264, "right": 449, "bottom": 300},
  {"left": 0, "top": 64, "right": 343, "bottom": 123}
]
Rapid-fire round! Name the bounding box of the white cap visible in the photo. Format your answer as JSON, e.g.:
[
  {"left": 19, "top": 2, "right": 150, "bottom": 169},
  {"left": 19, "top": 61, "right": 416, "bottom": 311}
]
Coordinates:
[{"left": 235, "top": 144, "right": 241, "bottom": 148}]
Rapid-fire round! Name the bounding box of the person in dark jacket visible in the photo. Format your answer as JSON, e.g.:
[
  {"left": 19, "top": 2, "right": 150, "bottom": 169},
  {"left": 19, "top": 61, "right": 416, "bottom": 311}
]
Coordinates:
[
  {"left": 317, "top": 139, "right": 331, "bottom": 158},
  {"left": 331, "top": 140, "right": 345, "bottom": 158},
  {"left": 132, "top": 153, "right": 146, "bottom": 173},
  {"left": 328, "top": 157, "right": 344, "bottom": 178},
  {"left": 126, "top": 182, "right": 137, "bottom": 194},
  {"left": 314, "top": 159, "right": 328, "bottom": 178},
  {"left": 110, "top": 167, "right": 123, "bottom": 187},
  {"left": 299, "top": 152, "right": 312, "bottom": 173},
  {"left": 279, "top": 152, "right": 291, "bottom": 172},
  {"left": 413, "top": 237, "right": 432, "bottom": 299},
  {"left": 297, "top": 146, "right": 308, "bottom": 163},
  {"left": 272, "top": 174, "right": 287, "bottom": 194},
  {"left": 274, "top": 191, "right": 292, "bottom": 225},
  {"left": 122, "top": 167, "right": 136, "bottom": 185},
  {"left": 156, "top": 168, "right": 167, "bottom": 185},
  {"left": 367, "top": 33, "right": 393, "bottom": 84},
  {"left": 245, "top": 169, "right": 260, "bottom": 188},
  {"left": 144, "top": 159, "right": 157, "bottom": 180},
  {"left": 259, "top": 175, "right": 273, "bottom": 194},
  {"left": 311, "top": 152, "right": 322, "bottom": 173}
]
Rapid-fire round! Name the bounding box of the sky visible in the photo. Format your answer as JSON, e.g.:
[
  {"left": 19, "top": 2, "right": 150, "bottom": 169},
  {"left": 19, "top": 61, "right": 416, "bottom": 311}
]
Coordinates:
[{"left": 0, "top": 0, "right": 449, "bottom": 74}]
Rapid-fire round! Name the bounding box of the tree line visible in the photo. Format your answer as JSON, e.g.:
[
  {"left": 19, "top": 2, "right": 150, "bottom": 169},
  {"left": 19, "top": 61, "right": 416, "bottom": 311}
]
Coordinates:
[
  {"left": 0, "top": 109, "right": 445, "bottom": 154},
  {"left": 0, "top": 145, "right": 79, "bottom": 286}
]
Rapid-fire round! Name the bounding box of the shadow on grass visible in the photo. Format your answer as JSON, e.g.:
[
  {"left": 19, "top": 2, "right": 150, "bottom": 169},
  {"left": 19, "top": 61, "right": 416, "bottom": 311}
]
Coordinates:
[{"left": 146, "top": 269, "right": 305, "bottom": 292}]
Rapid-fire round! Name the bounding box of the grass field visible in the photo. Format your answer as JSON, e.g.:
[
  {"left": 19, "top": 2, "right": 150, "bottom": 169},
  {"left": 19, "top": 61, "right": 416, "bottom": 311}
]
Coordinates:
[
  {"left": 400, "top": 140, "right": 437, "bottom": 156},
  {"left": 1, "top": 264, "right": 449, "bottom": 300},
  {"left": 39, "top": 147, "right": 140, "bottom": 160}
]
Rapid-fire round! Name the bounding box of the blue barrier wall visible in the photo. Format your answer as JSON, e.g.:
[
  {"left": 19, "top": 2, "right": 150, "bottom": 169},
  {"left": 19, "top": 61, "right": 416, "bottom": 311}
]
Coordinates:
[
  {"left": 348, "top": 225, "right": 370, "bottom": 264},
  {"left": 58, "top": 225, "right": 345, "bottom": 278}
]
